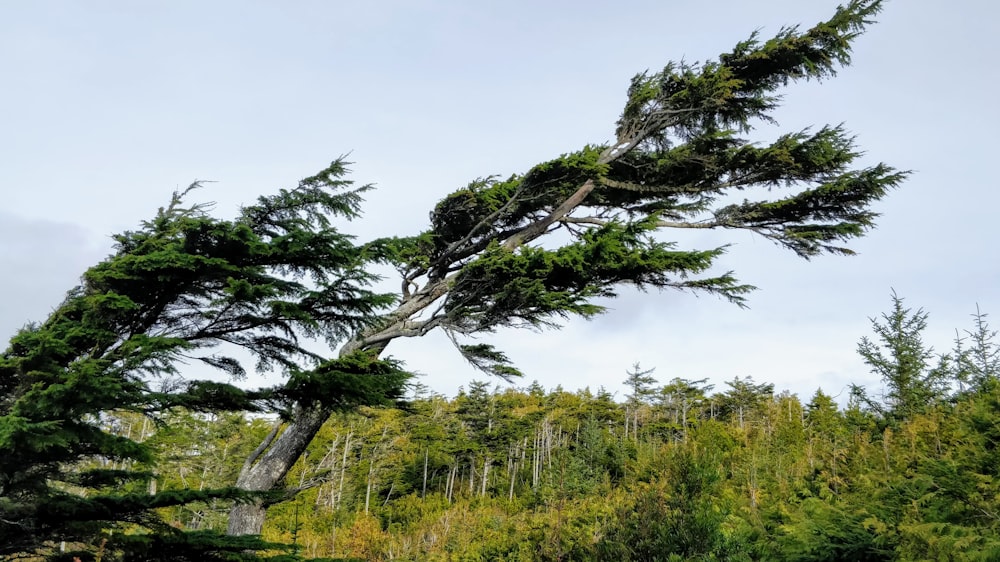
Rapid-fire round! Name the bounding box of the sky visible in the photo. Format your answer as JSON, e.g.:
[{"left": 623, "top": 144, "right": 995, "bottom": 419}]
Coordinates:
[{"left": 2, "top": 1, "right": 997, "bottom": 404}]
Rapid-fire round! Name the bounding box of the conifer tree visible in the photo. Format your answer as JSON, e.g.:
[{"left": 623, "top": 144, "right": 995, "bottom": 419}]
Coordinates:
[
  {"left": 229, "top": 0, "right": 906, "bottom": 533},
  {"left": 623, "top": 363, "right": 657, "bottom": 439},
  {"left": 854, "top": 290, "right": 950, "bottom": 423},
  {"left": 655, "top": 377, "right": 713, "bottom": 441},
  {"left": 718, "top": 376, "right": 775, "bottom": 430},
  {"left": 0, "top": 161, "right": 408, "bottom": 560},
  {"left": 952, "top": 306, "right": 1000, "bottom": 392}
]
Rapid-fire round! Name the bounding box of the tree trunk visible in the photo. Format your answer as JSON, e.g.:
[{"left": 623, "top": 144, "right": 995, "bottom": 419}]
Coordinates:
[
  {"left": 480, "top": 456, "right": 490, "bottom": 497},
  {"left": 337, "top": 431, "right": 352, "bottom": 510},
  {"left": 446, "top": 465, "right": 456, "bottom": 502},
  {"left": 508, "top": 458, "right": 517, "bottom": 501},
  {"left": 468, "top": 457, "right": 475, "bottom": 496},
  {"left": 422, "top": 448, "right": 429, "bottom": 498},
  {"left": 226, "top": 404, "right": 330, "bottom": 536}
]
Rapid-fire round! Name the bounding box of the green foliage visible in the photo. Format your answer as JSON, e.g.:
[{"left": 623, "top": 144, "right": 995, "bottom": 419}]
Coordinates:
[
  {"left": 597, "top": 444, "right": 730, "bottom": 560},
  {"left": 854, "top": 291, "right": 950, "bottom": 423},
  {"left": 624, "top": 363, "right": 658, "bottom": 406},
  {"left": 446, "top": 219, "right": 752, "bottom": 334},
  {"left": 280, "top": 353, "right": 410, "bottom": 414},
  {"left": 0, "top": 160, "right": 408, "bottom": 560},
  {"left": 952, "top": 306, "right": 1000, "bottom": 393},
  {"left": 52, "top": 311, "right": 987, "bottom": 561},
  {"left": 777, "top": 497, "right": 891, "bottom": 561},
  {"left": 717, "top": 376, "right": 775, "bottom": 430},
  {"left": 352, "top": 0, "right": 903, "bottom": 377}
]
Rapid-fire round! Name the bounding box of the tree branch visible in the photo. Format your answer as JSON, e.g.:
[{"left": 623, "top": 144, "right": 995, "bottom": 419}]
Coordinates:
[{"left": 241, "top": 419, "right": 282, "bottom": 473}]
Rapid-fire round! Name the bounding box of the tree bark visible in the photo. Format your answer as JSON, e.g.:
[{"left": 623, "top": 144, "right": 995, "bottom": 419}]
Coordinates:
[
  {"left": 422, "top": 448, "right": 429, "bottom": 498},
  {"left": 337, "top": 431, "right": 352, "bottom": 510},
  {"left": 226, "top": 404, "right": 330, "bottom": 536},
  {"left": 508, "top": 459, "right": 516, "bottom": 501},
  {"left": 480, "top": 456, "right": 490, "bottom": 497}
]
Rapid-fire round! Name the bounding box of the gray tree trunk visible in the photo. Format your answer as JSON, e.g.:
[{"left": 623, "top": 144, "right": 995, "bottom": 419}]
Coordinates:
[{"left": 226, "top": 404, "right": 329, "bottom": 535}]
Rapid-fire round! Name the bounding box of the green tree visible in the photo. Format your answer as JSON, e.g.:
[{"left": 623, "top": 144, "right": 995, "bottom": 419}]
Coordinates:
[
  {"left": 230, "top": 0, "right": 907, "bottom": 534},
  {"left": 952, "top": 306, "right": 1000, "bottom": 393},
  {"left": 0, "top": 161, "right": 408, "bottom": 560},
  {"left": 718, "top": 376, "right": 775, "bottom": 431},
  {"left": 654, "top": 377, "right": 713, "bottom": 440},
  {"left": 623, "top": 363, "right": 658, "bottom": 439},
  {"left": 854, "top": 291, "right": 950, "bottom": 423},
  {"left": 804, "top": 389, "right": 842, "bottom": 436}
]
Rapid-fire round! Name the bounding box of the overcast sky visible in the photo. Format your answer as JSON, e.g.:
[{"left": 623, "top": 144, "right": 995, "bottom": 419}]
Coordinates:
[{"left": 2, "top": 1, "right": 997, "bottom": 404}]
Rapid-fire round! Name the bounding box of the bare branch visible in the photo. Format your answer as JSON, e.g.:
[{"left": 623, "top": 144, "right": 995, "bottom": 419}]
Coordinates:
[
  {"left": 558, "top": 215, "right": 722, "bottom": 230},
  {"left": 242, "top": 419, "right": 282, "bottom": 472},
  {"left": 352, "top": 317, "right": 445, "bottom": 350},
  {"left": 503, "top": 180, "right": 597, "bottom": 249}
]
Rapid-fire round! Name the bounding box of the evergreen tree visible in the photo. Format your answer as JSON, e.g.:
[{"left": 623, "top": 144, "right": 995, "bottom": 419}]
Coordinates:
[
  {"left": 0, "top": 161, "right": 408, "bottom": 560},
  {"left": 654, "top": 377, "right": 713, "bottom": 442},
  {"left": 623, "top": 363, "right": 658, "bottom": 406},
  {"left": 622, "top": 363, "right": 657, "bottom": 439},
  {"left": 718, "top": 376, "right": 775, "bottom": 431},
  {"left": 230, "top": 0, "right": 907, "bottom": 534},
  {"left": 855, "top": 290, "right": 949, "bottom": 423},
  {"left": 952, "top": 305, "right": 1000, "bottom": 392},
  {"left": 804, "top": 389, "right": 843, "bottom": 438},
  {"left": 597, "top": 444, "right": 729, "bottom": 560}
]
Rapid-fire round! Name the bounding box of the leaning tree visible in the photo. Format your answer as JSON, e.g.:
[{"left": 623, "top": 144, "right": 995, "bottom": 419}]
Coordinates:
[
  {"left": 227, "top": 0, "right": 906, "bottom": 535},
  {"left": 0, "top": 164, "right": 410, "bottom": 560}
]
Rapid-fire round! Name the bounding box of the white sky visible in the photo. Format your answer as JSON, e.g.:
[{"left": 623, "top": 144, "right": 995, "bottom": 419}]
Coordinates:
[{"left": 2, "top": 1, "right": 997, "bottom": 404}]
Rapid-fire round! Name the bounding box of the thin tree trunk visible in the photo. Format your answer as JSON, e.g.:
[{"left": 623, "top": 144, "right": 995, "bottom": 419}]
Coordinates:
[
  {"left": 446, "top": 465, "right": 456, "bottom": 503},
  {"left": 532, "top": 431, "right": 541, "bottom": 488},
  {"left": 382, "top": 482, "right": 395, "bottom": 507},
  {"left": 623, "top": 406, "right": 629, "bottom": 440},
  {"left": 546, "top": 423, "right": 554, "bottom": 471},
  {"left": 480, "top": 456, "right": 490, "bottom": 497},
  {"left": 364, "top": 469, "right": 373, "bottom": 515},
  {"left": 318, "top": 436, "right": 339, "bottom": 508},
  {"left": 422, "top": 448, "right": 429, "bottom": 498},
  {"left": 337, "top": 431, "right": 352, "bottom": 510},
  {"left": 365, "top": 426, "right": 388, "bottom": 516},
  {"left": 468, "top": 457, "right": 475, "bottom": 496},
  {"left": 508, "top": 458, "right": 517, "bottom": 501}
]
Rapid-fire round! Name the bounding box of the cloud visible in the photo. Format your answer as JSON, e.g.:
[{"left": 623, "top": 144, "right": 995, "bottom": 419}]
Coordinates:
[{"left": 0, "top": 214, "right": 109, "bottom": 341}]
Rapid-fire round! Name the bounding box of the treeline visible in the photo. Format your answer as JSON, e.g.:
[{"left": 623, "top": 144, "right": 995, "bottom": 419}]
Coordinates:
[{"left": 111, "top": 295, "right": 1000, "bottom": 561}]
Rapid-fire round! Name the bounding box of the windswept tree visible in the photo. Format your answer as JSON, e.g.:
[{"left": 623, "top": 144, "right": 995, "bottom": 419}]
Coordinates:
[
  {"left": 227, "top": 0, "right": 907, "bottom": 535},
  {"left": 0, "top": 163, "right": 409, "bottom": 560}
]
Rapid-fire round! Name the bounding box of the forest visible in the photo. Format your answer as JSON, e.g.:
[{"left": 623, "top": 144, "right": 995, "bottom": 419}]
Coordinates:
[
  {"left": 5, "top": 0, "right": 998, "bottom": 560},
  {"left": 101, "top": 298, "right": 1000, "bottom": 561}
]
